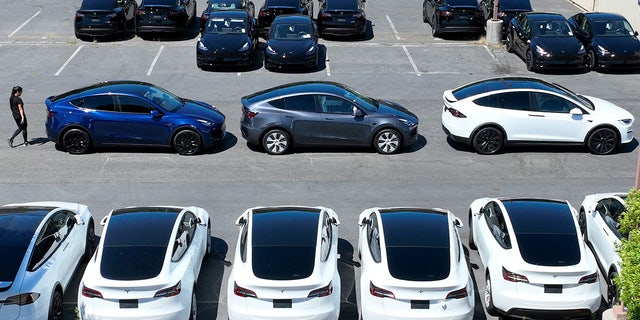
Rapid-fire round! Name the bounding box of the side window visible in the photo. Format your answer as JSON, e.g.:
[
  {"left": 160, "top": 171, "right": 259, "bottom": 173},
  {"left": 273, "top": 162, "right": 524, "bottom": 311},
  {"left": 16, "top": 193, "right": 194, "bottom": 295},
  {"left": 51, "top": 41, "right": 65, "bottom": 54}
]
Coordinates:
[
  {"left": 240, "top": 224, "right": 248, "bottom": 263},
  {"left": 172, "top": 212, "right": 197, "bottom": 262},
  {"left": 284, "top": 95, "right": 317, "bottom": 113},
  {"left": 117, "top": 95, "right": 156, "bottom": 114},
  {"left": 597, "top": 199, "right": 625, "bottom": 237},
  {"left": 28, "top": 211, "right": 75, "bottom": 271},
  {"left": 71, "top": 95, "right": 116, "bottom": 111},
  {"left": 367, "top": 214, "right": 381, "bottom": 263},
  {"left": 499, "top": 92, "right": 531, "bottom": 111},
  {"left": 473, "top": 94, "right": 501, "bottom": 108},
  {"left": 483, "top": 202, "right": 511, "bottom": 249},
  {"left": 269, "top": 98, "right": 286, "bottom": 109},
  {"left": 318, "top": 95, "right": 355, "bottom": 114},
  {"left": 521, "top": 16, "right": 530, "bottom": 33},
  {"left": 533, "top": 93, "right": 577, "bottom": 113},
  {"left": 320, "top": 213, "right": 333, "bottom": 262}
]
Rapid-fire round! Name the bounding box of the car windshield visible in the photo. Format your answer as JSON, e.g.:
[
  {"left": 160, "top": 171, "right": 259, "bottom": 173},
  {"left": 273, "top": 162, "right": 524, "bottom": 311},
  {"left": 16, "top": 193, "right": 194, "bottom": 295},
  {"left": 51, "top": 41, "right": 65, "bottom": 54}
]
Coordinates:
[
  {"left": 206, "top": 17, "right": 247, "bottom": 34},
  {"left": 142, "top": 0, "right": 178, "bottom": 5},
  {"left": 0, "top": 212, "right": 46, "bottom": 282},
  {"left": 251, "top": 209, "right": 318, "bottom": 280},
  {"left": 80, "top": 0, "right": 117, "bottom": 10},
  {"left": 100, "top": 210, "right": 178, "bottom": 280},
  {"left": 381, "top": 211, "right": 451, "bottom": 281},
  {"left": 591, "top": 19, "right": 635, "bottom": 37},
  {"left": 532, "top": 20, "right": 574, "bottom": 37},
  {"left": 499, "top": 0, "right": 532, "bottom": 11},
  {"left": 266, "top": 0, "right": 299, "bottom": 6},
  {"left": 504, "top": 200, "right": 581, "bottom": 266},
  {"left": 142, "top": 85, "right": 183, "bottom": 112},
  {"left": 270, "top": 23, "right": 313, "bottom": 40},
  {"left": 446, "top": 0, "right": 479, "bottom": 6},
  {"left": 549, "top": 82, "right": 595, "bottom": 110},
  {"left": 340, "top": 84, "right": 378, "bottom": 112},
  {"left": 209, "top": 0, "right": 244, "bottom": 10},
  {"left": 326, "top": 0, "right": 358, "bottom": 10}
]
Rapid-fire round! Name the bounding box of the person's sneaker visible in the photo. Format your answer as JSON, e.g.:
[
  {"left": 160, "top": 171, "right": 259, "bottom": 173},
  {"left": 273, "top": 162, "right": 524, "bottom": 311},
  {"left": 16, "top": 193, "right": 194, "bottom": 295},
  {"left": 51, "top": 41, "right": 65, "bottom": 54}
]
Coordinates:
[
  {"left": 22, "top": 141, "right": 29, "bottom": 147},
  {"left": 7, "top": 138, "right": 13, "bottom": 147}
]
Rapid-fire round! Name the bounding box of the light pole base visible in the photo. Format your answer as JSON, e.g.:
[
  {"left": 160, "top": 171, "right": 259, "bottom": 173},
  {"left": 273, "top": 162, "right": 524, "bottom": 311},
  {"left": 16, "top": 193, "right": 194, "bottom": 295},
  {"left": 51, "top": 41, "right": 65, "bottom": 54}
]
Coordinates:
[{"left": 486, "top": 19, "right": 503, "bottom": 45}]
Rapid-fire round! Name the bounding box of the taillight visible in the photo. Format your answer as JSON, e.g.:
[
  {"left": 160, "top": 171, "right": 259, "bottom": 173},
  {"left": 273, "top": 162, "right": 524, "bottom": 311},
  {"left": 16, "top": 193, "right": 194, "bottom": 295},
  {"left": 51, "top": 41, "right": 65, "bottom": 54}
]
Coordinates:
[
  {"left": 445, "top": 106, "right": 466, "bottom": 118},
  {"left": 47, "top": 111, "right": 57, "bottom": 118},
  {"left": 201, "top": 13, "right": 209, "bottom": 23},
  {"left": 578, "top": 272, "right": 598, "bottom": 284},
  {"left": 243, "top": 107, "right": 258, "bottom": 118},
  {"left": 502, "top": 267, "right": 529, "bottom": 283},
  {"left": 154, "top": 281, "right": 181, "bottom": 298},
  {"left": 4, "top": 293, "right": 40, "bottom": 305},
  {"left": 136, "top": 8, "right": 144, "bottom": 15},
  {"left": 81, "top": 285, "right": 103, "bottom": 299},
  {"left": 439, "top": 10, "right": 452, "bottom": 17},
  {"left": 308, "top": 282, "right": 333, "bottom": 298},
  {"left": 234, "top": 282, "right": 257, "bottom": 298},
  {"left": 446, "top": 287, "right": 469, "bottom": 299},
  {"left": 369, "top": 282, "right": 395, "bottom": 299},
  {"left": 75, "top": 12, "right": 84, "bottom": 21},
  {"left": 259, "top": 9, "right": 268, "bottom": 17},
  {"left": 319, "top": 11, "right": 331, "bottom": 19}
]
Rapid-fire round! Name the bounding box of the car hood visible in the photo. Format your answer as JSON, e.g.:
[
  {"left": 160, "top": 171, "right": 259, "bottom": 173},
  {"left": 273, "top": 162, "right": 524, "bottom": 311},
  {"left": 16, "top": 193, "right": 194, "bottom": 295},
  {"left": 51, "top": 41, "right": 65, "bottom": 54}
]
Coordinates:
[
  {"left": 267, "top": 39, "right": 315, "bottom": 55},
  {"left": 376, "top": 99, "right": 419, "bottom": 122},
  {"left": 593, "top": 36, "right": 640, "bottom": 54},
  {"left": 584, "top": 95, "right": 634, "bottom": 120},
  {"left": 200, "top": 34, "right": 251, "bottom": 52},
  {"left": 533, "top": 37, "right": 583, "bottom": 54},
  {"left": 178, "top": 100, "right": 226, "bottom": 122}
]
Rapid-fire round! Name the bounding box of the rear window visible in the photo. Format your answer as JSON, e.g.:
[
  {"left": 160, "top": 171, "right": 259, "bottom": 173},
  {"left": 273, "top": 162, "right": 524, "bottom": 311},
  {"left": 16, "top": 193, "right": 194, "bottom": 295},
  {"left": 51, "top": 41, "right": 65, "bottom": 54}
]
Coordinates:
[
  {"left": 266, "top": 0, "right": 300, "bottom": 7},
  {"left": 381, "top": 211, "right": 451, "bottom": 281},
  {"left": 142, "top": 0, "right": 178, "bottom": 6},
  {"left": 252, "top": 209, "right": 318, "bottom": 280},
  {"left": 0, "top": 210, "right": 49, "bottom": 283},
  {"left": 445, "top": 0, "right": 479, "bottom": 6},
  {"left": 504, "top": 200, "right": 581, "bottom": 266},
  {"left": 80, "top": 0, "right": 117, "bottom": 10},
  {"left": 101, "top": 210, "right": 178, "bottom": 280},
  {"left": 326, "top": 0, "right": 358, "bottom": 10},
  {"left": 499, "top": 0, "right": 532, "bottom": 11}
]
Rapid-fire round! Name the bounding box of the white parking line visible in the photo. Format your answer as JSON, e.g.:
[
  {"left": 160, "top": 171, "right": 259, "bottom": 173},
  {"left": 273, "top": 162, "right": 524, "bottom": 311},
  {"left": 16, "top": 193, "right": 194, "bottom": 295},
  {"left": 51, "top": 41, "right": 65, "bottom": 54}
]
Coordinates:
[
  {"left": 147, "top": 45, "right": 165, "bottom": 76},
  {"left": 325, "top": 50, "right": 331, "bottom": 76},
  {"left": 484, "top": 45, "right": 499, "bottom": 65},
  {"left": 54, "top": 45, "right": 83, "bottom": 76},
  {"left": 385, "top": 15, "right": 400, "bottom": 40},
  {"left": 402, "top": 45, "right": 421, "bottom": 76},
  {"left": 8, "top": 10, "right": 41, "bottom": 38}
]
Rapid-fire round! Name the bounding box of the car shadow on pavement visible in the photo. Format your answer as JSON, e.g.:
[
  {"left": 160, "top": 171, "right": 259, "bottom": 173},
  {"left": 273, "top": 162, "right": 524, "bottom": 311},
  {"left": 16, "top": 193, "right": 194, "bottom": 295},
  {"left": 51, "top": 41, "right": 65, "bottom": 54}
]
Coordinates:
[
  {"left": 320, "top": 20, "right": 374, "bottom": 42},
  {"left": 445, "top": 137, "right": 638, "bottom": 155},
  {"left": 464, "top": 245, "right": 489, "bottom": 320},
  {"left": 196, "top": 236, "right": 230, "bottom": 320},
  {"left": 338, "top": 238, "right": 359, "bottom": 320}
]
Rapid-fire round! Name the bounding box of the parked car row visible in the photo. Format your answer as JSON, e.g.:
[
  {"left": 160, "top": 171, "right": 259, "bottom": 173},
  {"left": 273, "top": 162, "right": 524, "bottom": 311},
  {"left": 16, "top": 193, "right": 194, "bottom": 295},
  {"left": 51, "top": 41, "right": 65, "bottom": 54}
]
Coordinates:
[
  {"left": 1, "top": 194, "right": 627, "bottom": 320},
  {"left": 44, "top": 76, "right": 633, "bottom": 156}
]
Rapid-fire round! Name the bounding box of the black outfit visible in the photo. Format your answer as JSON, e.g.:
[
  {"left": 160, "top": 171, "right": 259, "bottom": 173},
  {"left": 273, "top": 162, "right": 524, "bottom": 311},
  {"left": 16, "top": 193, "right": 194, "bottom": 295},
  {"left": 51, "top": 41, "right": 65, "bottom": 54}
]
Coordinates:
[{"left": 9, "top": 95, "right": 28, "bottom": 145}]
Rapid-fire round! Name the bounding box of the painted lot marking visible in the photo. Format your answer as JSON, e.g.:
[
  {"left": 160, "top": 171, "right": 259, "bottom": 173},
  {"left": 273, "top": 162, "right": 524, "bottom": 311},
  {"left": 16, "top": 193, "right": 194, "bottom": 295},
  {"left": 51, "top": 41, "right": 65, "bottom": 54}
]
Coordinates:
[
  {"left": 402, "top": 45, "right": 421, "bottom": 76},
  {"left": 385, "top": 15, "right": 400, "bottom": 40},
  {"left": 147, "top": 45, "right": 165, "bottom": 76},
  {"left": 8, "top": 10, "right": 41, "bottom": 38},
  {"left": 55, "top": 45, "right": 84, "bottom": 76}
]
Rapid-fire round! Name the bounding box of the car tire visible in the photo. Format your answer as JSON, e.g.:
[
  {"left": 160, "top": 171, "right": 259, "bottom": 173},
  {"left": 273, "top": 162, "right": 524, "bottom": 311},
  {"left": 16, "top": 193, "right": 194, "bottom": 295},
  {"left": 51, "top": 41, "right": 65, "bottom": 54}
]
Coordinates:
[
  {"left": 472, "top": 127, "right": 504, "bottom": 155},
  {"left": 587, "top": 127, "right": 618, "bottom": 155},
  {"left": 48, "top": 289, "right": 63, "bottom": 320},
  {"left": 607, "top": 271, "right": 619, "bottom": 308},
  {"left": 505, "top": 33, "right": 513, "bottom": 53},
  {"left": 525, "top": 50, "right": 535, "bottom": 71},
  {"left": 422, "top": 6, "right": 428, "bottom": 23},
  {"left": 173, "top": 129, "right": 202, "bottom": 155},
  {"left": 262, "top": 129, "right": 291, "bottom": 155},
  {"left": 468, "top": 211, "right": 477, "bottom": 250},
  {"left": 374, "top": 129, "right": 401, "bottom": 154},
  {"left": 586, "top": 50, "right": 597, "bottom": 71},
  {"left": 62, "top": 128, "right": 92, "bottom": 155},
  {"left": 83, "top": 219, "right": 95, "bottom": 262},
  {"left": 205, "top": 221, "right": 212, "bottom": 257},
  {"left": 189, "top": 287, "right": 197, "bottom": 320},
  {"left": 431, "top": 16, "right": 439, "bottom": 37},
  {"left": 484, "top": 273, "right": 498, "bottom": 316}
]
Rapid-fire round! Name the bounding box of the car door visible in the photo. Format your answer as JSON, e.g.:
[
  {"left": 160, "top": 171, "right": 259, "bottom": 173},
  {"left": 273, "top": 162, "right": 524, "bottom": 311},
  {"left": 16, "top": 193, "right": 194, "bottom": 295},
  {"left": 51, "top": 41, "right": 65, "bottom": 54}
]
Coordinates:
[
  {"left": 115, "top": 95, "right": 172, "bottom": 146},
  {"left": 317, "top": 95, "right": 371, "bottom": 146},
  {"left": 474, "top": 91, "right": 538, "bottom": 141},
  {"left": 476, "top": 201, "right": 511, "bottom": 268},
  {"left": 590, "top": 198, "right": 625, "bottom": 270},
  {"left": 531, "top": 92, "right": 594, "bottom": 142},
  {"left": 71, "top": 95, "right": 125, "bottom": 144},
  {"left": 172, "top": 211, "right": 202, "bottom": 281},
  {"left": 278, "top": 95, "right": 324, "bottom": 145},
  {"left": 511, "top": 14, "right": 531, "bottom": 56}
]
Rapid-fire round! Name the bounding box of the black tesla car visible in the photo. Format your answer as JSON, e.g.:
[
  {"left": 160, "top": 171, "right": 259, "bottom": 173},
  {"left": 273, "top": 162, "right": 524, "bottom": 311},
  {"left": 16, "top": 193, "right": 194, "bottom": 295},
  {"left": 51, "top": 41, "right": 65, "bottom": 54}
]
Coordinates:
[
  {"left": 136, "top": 0, "right": 198, "bottom": 35},
  {"left": 264, "top": 15, "right": 318, "bottom": 70},
  {"left": 479, "top": 0, "right": 532, "bottom": 34},
  {"left": 317, "top": 0, "right": 367, "bottom": 38},
  {"left": 568, "top": 12, "right": 640, "bottom": 71},
  {"left": 197, "top": 10, "right": 258, "bottom": 68},
  {"left": 240, "top": 81, "right": 419, "bottom": 155},
  {"left": 257, "top": 0, "right": 313, "bottom": 37},
  {"left": 74, "top": 0, "right": 137, "bottom": 40},
  {"left": 506, "top": 12, "right": 586, "bottom": 71},
  {"left": 422, "top": 0, "right": 483, "bottom": 37},
  {"left": 199, "top": 0, "right": 255, "bottom": 31}
]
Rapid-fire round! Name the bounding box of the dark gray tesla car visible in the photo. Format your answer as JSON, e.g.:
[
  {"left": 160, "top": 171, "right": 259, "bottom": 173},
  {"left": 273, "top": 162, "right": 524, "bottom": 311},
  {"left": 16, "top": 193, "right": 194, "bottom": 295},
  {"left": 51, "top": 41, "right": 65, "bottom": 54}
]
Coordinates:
[{"left": 240, "top": 81, "right": 419, "bottom": 155}]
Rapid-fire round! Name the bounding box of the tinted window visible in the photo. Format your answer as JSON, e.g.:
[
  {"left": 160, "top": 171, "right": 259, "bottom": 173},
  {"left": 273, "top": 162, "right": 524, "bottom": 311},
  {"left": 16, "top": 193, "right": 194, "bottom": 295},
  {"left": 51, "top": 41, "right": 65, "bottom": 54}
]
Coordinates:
[
  {"left": 269, "top": 98, "right": 286, "bottom": 109},
  {"left": 29, "top": 211, "right": 75, "bottom": 271},
  {"left": 445, "top": 0, "right": 478, "bottom": 6},
  {"left": 533, "top": 92, "right": 577, "bottom": 113},
  {"left": 325, "top": 0, "right": 358, "bottom": 10},
  {"left": 117, "top": 95, "right": 156, "bottom": 114},
  {"left": 71, "top": 95, "right": 116, "bottom": 111},
  {"left": 500, "top": 92, "right": 531, "bottom": 110},
  {"left": 381, "top": 211, "right": 450, "bottom": 281},
  {"left": 101, "top": 210, "right": 178, "bottom": 280},
  {"left": 0, "top": 212, "right": 46, "bottom": 282},
  {"left": 251, "top": 209, "right": 318, "bottom": 280},
  {"left": 596, "top": 198, "right": 626, "bottom": 238},
  {"left": 319, "top": 95, "right": 354, "bottom": 114},
  {"left": 531, "top": 20, "right": 574, "bottom": 37},
  {"left": 266, "top": 0, "right": 300, "bottom": 7},
  {"left": 499, "top": 0, "right": 531, "bottom": 11},
  {"left": 504, "top": 200, "right": 580, "bottom": 266},
  {"left": 80, "top": 0, "right": 117, "bottom": 10},
  {"left": 590, "top": 19, "right": 635, "bottom": 37},
  {"left": 210, "top": 0, "right": 245, "bottom": 9},
  {"left": 206, "top": 17, "right": 248, "bottom": 34},
  {"left": 142, "top": 0, "right": 178, "bottom": 6},
  {"left": 172, "top": 211, "right": 197, "bottom": 262},
  {"left": 284, "top": 95, "right": 317, "bottom": 112}
]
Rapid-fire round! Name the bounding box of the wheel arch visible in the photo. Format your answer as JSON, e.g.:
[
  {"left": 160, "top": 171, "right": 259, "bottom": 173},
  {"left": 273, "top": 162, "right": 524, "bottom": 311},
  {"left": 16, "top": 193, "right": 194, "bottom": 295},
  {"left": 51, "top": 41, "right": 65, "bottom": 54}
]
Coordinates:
[
  {"left": 170, "top": 125, "right": 204, "bottom": 147},
  {"left": 583, "top": 124, "right": 622, "bottom": 146},
  {"left": 370, "top": 125, "right": 404, "bottom": 148},
  {"left": 470, "top": 123, "right": 508, "bottom": 145},
  {"left": 259, "top": 126, "right": 295, "bottom": 146},
  {"left": 59, "top": 125, "right": 92, "bottom": 144}
]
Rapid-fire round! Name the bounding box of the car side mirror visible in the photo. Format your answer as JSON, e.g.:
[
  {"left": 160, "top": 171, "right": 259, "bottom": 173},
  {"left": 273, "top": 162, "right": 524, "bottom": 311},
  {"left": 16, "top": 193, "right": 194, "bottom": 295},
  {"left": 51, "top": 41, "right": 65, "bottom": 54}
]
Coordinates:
[
  {"left": 635, "top": 31, "right": 639, "bottom": 37},
  {"left": 235, "top": 216, "right": 246, "bottom": 226},
  {"left": 358, "top": 216, "right": 369, "bottom": 226},
  {"left": 100, "top": 215, "right": 109, "bottom": 226},
  {"left": 74, "top": 214, "right": 84, "bottom": 225},
  {"left": 453, "top": 217, "right": 464, "bottom": 228},
  {"left": 353, "top": 109, "right": 364, "bottom": 118},
  {"left": 150, "top": 109, "right": 162, "bottom": 118},
  {"left": 569, "top": 107, "right": 583, "bottom": 115},
  {"left": 479, "top": 207, "right": 487, "bottom": 216}
]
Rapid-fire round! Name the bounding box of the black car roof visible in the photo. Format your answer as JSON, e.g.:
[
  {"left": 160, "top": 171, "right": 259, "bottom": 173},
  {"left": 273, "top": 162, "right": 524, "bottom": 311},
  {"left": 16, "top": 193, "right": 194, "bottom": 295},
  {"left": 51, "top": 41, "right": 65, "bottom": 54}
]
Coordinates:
[
  {"left": 49, "top": 80, "right": 159, "bottom": 103},
  {"left": 583, "top": 12, "right": 627, "bottom": 21},
  {"left": 209, "top": 10, "right": 250, "bottom": 19},
  {"left": 525, "top": 12, "right": 567, "bottom": 21},
  {"left": 79, "top": 0, "right": 117, "bottom": 10},
  {"left": 105, "top": 207, "right": 181, "bottom": 246},
  {"left": 498, "top": 0, "right": 532, "bottom": 11},
  {"left": 265, "top": 0, "right": 301, "bottom": 7},
  {"left": 0, "top": 206, "right": 55, "bottom": 247},
  {"left": 272, "top": 14, "right": 313, "bottom": 25},
  {"left": 451, "top": 77, "right": 562, "bottom": 100},
  {"left": 251, "top": 207, "right": 320, "bottom": 246},
  {"left": 242, "top": 81, "right": 352, "bottom": 103},
  {"left": 378, "top": 209, "right": 449, "bottom": 247}
]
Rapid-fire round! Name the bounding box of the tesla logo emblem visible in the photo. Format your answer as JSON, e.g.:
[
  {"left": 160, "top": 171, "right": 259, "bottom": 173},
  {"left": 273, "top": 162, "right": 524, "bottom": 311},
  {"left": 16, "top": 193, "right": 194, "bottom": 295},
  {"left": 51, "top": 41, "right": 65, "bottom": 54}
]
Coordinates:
[
  {"left": 125, "top": 290, "right": 130, "bottom": 293},
  {"left": 418, "top": 290, "right": 423, "bottom": 295},
  {"left": 553, "top": 275, "right": 558, "bottom": 279},
  {"left": 280, "top": 289, "right": 285, "bottom": 293}
]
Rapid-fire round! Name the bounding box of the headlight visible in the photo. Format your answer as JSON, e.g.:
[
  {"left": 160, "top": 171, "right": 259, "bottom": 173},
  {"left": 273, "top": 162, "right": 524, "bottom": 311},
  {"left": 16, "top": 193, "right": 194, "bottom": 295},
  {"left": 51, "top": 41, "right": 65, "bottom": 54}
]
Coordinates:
[
  {"left": 399, "top": 118, "right": 417, "bottom": 128},
  {"left": 578, "top": 44, "right": 585, "bottom": 55},
  {"left": 266, "top": 45, "right": 276, "bottom": 55},
  {"left": 535, "top": 45, "right": 550, "bottom": 57},
  {"left": 240, "top": 40, "right": 251, "bottom": 51},
  {"left": 197, "top": 40, "right": 208, "bottom": 51},
  {"left": 597, "top": 45, "right": 611, "bottom": 56},
  {"left": 620, "top": 119, "right": 633, "bottom": 125},
  {"left": 197, "top": 119, "right": 215, "bottom": 127},
  {"left": 305, "top": 45, "right": 316, "bottom": 55}
]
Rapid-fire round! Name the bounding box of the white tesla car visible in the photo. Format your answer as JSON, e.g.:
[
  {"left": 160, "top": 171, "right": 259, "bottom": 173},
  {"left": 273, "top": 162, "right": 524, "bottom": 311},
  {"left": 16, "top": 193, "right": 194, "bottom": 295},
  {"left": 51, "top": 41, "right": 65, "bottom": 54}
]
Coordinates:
[
  {"left": 579, "top": 192, "right": 627, "bottom": 307},
  {"left": 227, "top": 206, "right": 341, "bottom": 320},
  {"left": 77, "top": 206, "right": 211, "bottom": 320},
  {"left": 357, "top": 208, "right": 474, "bottom": 320},
  {"left": 0, "top": 201, "right": 94, "bottom": 320},
  {"left": 441, "top": 77, "right": 634, "bottom": 155},
  {"left": 468, "top": 198, "right": 601, "bottom": 319}
]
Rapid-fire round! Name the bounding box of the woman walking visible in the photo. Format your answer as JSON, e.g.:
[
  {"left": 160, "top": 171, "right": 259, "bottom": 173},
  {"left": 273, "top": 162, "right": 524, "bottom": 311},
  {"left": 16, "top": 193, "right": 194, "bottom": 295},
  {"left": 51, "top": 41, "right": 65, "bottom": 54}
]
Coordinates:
[{"left": 8, "top": 86, "right": 28, "bottom": 147}]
